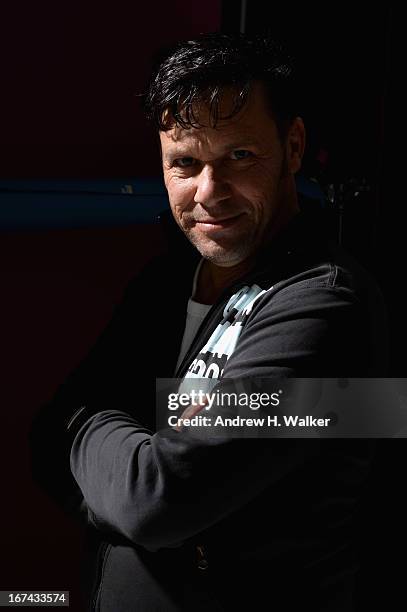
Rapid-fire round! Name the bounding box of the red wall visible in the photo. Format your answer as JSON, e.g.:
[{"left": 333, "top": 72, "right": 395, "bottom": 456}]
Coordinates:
[
  {"left": 1, "top": 1, "right": 222, "bottom": 178},
  {"left": 0, "top": 3, "right": 221, "bottom": 609}
]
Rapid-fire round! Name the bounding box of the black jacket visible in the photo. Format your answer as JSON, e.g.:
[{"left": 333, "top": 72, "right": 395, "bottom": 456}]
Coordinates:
[{"left": 29, "top": 207, "right": 388, "bottom": 611}]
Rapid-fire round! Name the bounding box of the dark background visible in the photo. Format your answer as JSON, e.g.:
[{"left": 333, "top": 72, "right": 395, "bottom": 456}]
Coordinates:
[{"left": 0, "top": 2, "right": 402, "bottom": 610}]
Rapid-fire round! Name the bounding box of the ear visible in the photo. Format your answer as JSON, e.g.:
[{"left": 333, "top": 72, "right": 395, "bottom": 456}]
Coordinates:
[{"left": 285, "top": 117, "right": 306, "bottom": 174}]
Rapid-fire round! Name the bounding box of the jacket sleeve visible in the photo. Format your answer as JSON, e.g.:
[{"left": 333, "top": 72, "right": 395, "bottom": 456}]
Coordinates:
[{"left": 68, "top": 277, "right": 371, "bottom": 550}]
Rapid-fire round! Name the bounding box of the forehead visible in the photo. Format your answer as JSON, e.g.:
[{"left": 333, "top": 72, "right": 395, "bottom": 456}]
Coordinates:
[{"left": 159, "top": 82, "right": 279, "bottom": 154}]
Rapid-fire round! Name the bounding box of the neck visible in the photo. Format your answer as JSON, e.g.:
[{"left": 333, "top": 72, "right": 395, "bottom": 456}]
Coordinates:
[{"left": 193, "top": 257, "right": 255, "bottom": 305}]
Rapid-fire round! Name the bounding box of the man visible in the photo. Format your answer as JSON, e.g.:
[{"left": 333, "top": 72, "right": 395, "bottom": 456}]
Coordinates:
[{"left": 30, "top": 33, "right": 388, "bottom": 610}]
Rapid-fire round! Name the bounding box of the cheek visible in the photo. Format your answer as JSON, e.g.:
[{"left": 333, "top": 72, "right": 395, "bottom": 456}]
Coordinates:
[
  {"left": 234, "top": 164, "right": 282, "bottom": 219},
  {"left": 166, "top": 177, "right": 195, "bottom": 214},
  {"left": 234, "top": 172, "right": 272, "bottom": 206}
]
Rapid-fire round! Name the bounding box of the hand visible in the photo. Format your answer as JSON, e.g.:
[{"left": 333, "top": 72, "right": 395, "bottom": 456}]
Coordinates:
[{"left": 173, "top": 398, "right": 208, "bottom": 432}]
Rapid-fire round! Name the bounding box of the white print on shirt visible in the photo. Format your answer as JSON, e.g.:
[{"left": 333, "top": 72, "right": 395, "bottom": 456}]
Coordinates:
[{"left": 184, "top": 283, "right": 272, "bottom": 380}]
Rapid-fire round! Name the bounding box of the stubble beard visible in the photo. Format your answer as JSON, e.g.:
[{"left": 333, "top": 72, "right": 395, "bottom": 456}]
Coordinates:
[{"left": 184, "top": 221, "right": 261, "bottom": 267}]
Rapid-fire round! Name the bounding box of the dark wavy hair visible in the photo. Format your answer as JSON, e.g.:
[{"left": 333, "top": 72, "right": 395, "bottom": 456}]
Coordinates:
[{"left": 143, "top": 32, "right": 301, "bottom": 141}]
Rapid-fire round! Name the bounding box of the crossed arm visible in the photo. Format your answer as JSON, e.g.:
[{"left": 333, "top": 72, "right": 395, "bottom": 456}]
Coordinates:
[{"left": 30, "top": 270, "right": 370, "bottom": 550}]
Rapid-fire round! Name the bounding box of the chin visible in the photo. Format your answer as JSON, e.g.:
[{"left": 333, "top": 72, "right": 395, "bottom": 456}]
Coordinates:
[
  {"left": 196, "top": 243, "right": 252, "bottom": 267},
  {"left": 186, "top": 229, "right": 256, "bottom": 264}
]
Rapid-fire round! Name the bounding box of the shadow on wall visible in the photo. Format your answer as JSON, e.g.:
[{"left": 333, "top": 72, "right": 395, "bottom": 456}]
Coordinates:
[{"left": 0, "top": 221, "right": 166, "bottom": 611}]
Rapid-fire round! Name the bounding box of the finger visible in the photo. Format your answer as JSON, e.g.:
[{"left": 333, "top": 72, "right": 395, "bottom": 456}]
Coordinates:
[{"left": 173, "top": 400, "right": 208, "bottom": 432}]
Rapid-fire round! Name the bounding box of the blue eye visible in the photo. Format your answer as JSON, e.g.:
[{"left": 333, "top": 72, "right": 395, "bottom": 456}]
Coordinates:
[
  {"left": 230, "top": 150, "right": 252, "bottom": 160},
  {"left": 174, "top": 157, "right": 195, "bottom": 168}
]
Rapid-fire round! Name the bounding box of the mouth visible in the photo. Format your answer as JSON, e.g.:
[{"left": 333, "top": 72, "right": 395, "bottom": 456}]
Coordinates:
[{"left": 194, "top": 213, "right": 245, "bottom": 231}]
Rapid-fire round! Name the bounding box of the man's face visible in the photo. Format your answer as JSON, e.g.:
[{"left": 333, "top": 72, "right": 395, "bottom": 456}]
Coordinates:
[{"left": 160, "top": 83, "right": 304, "bottom": 267}]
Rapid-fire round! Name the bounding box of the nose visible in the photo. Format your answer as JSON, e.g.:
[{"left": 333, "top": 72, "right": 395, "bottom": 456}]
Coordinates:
[{"left": 193, "top": 164, "right": 231, "bottom": 209}]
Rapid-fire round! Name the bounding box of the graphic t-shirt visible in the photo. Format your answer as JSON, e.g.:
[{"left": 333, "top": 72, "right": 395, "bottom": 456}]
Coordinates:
[
  {"left": 176, "top": 300, "right": 212, "bottom": 372},
  {"left": 176, "top": 258, "right": 276, "bottom": 381},
  {"left": 175, "top": 259, "right": 213, "bottom": 371},
  {"left": 183, "top": 282, "right": 269, "bottom": 380}
]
